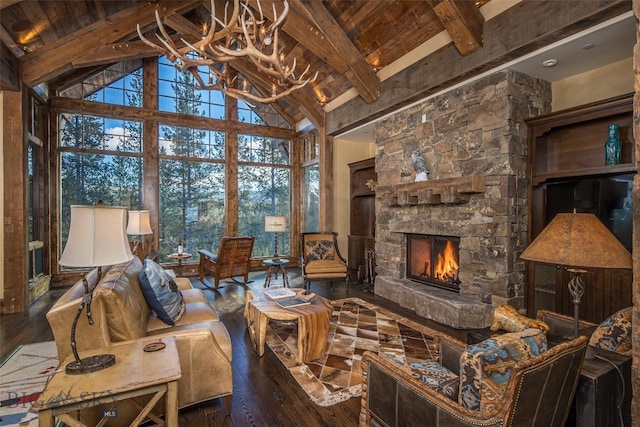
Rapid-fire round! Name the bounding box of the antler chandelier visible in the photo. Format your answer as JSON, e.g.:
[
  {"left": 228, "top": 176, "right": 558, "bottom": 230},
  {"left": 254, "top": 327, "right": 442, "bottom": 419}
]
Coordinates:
[{"left": 137, "top": 0, "right": 317, "bottom": 105}]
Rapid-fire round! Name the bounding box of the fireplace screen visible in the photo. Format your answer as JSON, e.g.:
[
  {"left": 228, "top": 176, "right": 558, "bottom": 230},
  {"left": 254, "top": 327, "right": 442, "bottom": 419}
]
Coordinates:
[{"left": 407, "top": 234, "right": 460, "bottom": 291}]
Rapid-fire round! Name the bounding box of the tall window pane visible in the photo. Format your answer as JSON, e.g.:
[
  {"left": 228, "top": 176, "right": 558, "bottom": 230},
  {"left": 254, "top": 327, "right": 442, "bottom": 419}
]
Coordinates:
[
  {"left": 159, "top": 159, "right": 225, "bottom": 262},
  {"left": 59, "top": 112, "right": 143, "bottom": 255},
  {"left": 303, "top": 165, "right": 319, "bottom": 232},
  {"left": 238, "top": 134, "right": 290, "bottom": 258}
]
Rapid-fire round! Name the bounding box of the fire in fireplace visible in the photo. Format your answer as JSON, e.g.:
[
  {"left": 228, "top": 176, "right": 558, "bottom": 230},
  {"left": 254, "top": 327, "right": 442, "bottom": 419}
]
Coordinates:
[{"left": 406, "top": 234, "right": 461, "bottom": 291}]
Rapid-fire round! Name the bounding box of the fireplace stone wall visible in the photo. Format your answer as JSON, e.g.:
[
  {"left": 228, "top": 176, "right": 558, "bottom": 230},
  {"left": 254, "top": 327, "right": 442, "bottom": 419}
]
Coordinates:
[{"left": 373, "top": 71, "right": 551, "bottom": 328}]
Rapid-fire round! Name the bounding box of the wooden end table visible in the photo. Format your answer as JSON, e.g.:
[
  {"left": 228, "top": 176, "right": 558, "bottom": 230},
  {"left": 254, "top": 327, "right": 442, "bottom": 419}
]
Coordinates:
[
  {"left": 166, "top": 252, "right": 192, "bottom": 276},
  {"left": 32, "top": 337, "right": 181, "bottom": 427},
  {"left": 244, "top": 288, "right": 332, "bottom": 364},
  {"left": 263, "top": 258, "right": 290, "bottom": 288}
]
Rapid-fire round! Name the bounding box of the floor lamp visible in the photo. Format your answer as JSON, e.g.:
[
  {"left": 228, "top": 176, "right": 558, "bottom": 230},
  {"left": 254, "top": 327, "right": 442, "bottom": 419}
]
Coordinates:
[
  {"left": 265, "top": 216, "right": 287, "bottom": 261},
  {"left": 520, "top": 211, "right": 632, "bottom": 338},
  {"left": 59, "top": 204, "right": 134, "bottom": 374},
  {"left": 127, "top": 210, "right": 153, "bottom": 259}
]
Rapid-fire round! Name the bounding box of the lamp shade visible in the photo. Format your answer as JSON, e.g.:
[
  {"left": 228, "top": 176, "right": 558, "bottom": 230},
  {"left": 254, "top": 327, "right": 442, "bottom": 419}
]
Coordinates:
[
  {"left": 265, "top": 216, "right": 287, "bottom": 232},
  {"left": 126, "top": 210, "right": 153, "bottom": 235},
  {"left": 521, "top": 212, "right": 632, "bottom": 269},
  {"left": 60, "top": 205, "right": 134, "bottom": 267}
]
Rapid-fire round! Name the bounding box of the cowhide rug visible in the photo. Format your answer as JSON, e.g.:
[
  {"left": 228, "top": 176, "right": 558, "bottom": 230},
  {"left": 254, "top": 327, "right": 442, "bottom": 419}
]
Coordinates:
[{"left": 265, "top": 297, "right": 439, "bottom": 407}]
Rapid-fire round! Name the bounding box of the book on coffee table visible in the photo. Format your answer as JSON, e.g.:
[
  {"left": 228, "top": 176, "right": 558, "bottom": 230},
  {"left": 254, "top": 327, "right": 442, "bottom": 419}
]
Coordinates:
[
  {"left": 277, "top": 297, "right": 311, "bottom": 308},
  {"left": 264, "top": 288, "right": 296, "bottom": 300}
]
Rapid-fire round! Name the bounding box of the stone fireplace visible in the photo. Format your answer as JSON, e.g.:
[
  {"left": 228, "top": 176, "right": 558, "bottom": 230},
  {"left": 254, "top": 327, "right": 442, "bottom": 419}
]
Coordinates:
[{"left": 372, "top": 71, "right": 551, "bottom": 328}]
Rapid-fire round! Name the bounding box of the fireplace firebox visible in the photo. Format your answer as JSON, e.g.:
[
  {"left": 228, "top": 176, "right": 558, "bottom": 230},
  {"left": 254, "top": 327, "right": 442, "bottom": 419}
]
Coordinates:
[{"left": 407, "top": 234, "right": 461, "bottom": 291}]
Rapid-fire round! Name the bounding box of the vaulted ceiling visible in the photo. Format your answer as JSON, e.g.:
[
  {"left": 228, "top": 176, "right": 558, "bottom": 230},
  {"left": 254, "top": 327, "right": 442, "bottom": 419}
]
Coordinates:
[
  {"left": 0, "top": 0, "right": 633, "bottom": 133},
  {"left": 1, "top": 0, "right": 489, "bottom": 128}
]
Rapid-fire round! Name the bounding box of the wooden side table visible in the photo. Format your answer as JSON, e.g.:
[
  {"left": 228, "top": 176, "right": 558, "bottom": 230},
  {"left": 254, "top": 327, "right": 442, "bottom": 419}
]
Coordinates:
[
  {"left": 244, "top": 288, "right": 332, "bottom": 364},
  {"left": 263, "top": 258, "right": 290, "bottom": 288},
  {"left": 32, "top": 337, "right": 181, "bottom": 427},
  {"left": 167, "top": 252, "right": 192, "bottom": 276}
]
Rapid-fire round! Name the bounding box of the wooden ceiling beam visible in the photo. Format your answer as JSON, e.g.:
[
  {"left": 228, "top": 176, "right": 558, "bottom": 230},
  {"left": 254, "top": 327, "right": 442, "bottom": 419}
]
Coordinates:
[
  {"left": 291, "top": 0, "right": 380, "bottom": 104},
  {"left": 431, "top": 0, "right": 484, "bottom": 56},
  {"left": 21, "top": 0, "right": 201, "bottom": 87},
  {"left": 245, "top": 0, "right": 348, "bottom": 74},
  {"left": 72, "top": 39, "right": 165, "bottom": 68}
]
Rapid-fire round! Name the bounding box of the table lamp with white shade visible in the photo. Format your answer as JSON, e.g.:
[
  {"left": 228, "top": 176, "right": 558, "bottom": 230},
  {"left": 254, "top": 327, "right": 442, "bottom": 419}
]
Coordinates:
[
  {"left": 59, "top": 204, "right": 134, "bottom": 374},
  {"left": 126, "top": 210, "right": 153, "bottom": 259},
  {"left": 265, "top": 215, "right": 287, "bottom": 261}
]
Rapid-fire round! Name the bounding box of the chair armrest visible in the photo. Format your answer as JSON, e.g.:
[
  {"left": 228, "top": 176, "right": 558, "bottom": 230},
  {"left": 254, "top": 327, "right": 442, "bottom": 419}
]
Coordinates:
[{"left": 198, "top": 249, "right": 217, "bottom": 261}]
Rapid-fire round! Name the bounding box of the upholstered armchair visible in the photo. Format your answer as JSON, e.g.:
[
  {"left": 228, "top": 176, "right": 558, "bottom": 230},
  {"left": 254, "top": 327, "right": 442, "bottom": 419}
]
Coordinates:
[
  {"left": 360, "top": 328, "right": 588, "bottom": 427},
  {"left": 198, "top": 236, "right": 255, "bottom": 288},
  {"left": 301, "top": 231, "right": 348, "bottom": 292}
]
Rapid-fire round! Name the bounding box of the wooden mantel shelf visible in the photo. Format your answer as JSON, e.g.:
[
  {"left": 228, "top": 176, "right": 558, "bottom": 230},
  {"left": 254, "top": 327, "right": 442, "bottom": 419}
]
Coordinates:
[{"left": 378, "top": 175, "right": 485, "bottom": 206}]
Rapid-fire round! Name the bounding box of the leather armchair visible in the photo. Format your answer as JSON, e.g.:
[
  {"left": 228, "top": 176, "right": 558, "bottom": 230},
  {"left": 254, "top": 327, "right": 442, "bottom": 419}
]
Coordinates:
[{"left": 360, "top": 329, "right": 588, "bottom": 427}]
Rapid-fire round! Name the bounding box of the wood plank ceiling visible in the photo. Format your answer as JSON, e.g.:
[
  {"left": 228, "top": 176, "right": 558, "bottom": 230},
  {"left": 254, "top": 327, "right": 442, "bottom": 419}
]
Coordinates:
[{"left": 0, "top": 0, "right": 489, "bottom": 128}]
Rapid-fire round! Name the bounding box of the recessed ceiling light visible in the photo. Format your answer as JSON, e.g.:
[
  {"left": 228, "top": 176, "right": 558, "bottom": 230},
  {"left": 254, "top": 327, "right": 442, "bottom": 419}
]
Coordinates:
[
  {"left": 542, "top": 59, "right": 558, "bottom": 68},
  {"left": 583, "top": 43, "right": 595, "bottom": 50}
]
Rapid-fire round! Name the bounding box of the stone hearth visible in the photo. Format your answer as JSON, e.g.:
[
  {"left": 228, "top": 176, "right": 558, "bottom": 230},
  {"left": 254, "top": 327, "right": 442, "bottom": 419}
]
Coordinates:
[{"left": 372, "top": 71, "right": 552, "bottom": 329}]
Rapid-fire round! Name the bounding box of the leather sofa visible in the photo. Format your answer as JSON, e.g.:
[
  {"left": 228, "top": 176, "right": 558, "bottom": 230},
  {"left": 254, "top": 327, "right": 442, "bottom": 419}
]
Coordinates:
[
  {"left": 360, "top": 328, "right": 587, "bottom": 427},
  {"left": 46, "top": 256, "right": 233, "bottom": 422}
]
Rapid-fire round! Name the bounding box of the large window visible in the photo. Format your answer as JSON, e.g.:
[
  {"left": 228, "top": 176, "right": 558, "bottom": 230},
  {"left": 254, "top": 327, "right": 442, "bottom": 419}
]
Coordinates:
[{"left": 58, "top": 57, "right": 295, "bottom": 268}]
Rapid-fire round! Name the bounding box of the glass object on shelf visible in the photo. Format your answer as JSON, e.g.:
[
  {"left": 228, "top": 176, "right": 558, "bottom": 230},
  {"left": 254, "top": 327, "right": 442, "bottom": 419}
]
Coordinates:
[{"left": 604, "top": 123, "right": 622, "bottom": 165}]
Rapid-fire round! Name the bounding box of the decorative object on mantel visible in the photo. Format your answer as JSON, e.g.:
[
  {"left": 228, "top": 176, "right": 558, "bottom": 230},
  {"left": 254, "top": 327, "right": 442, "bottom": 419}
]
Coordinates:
[
  {"left": 520, "top": 211, "right": 632, "bottom": 338},
  {"left": 604, "top": 123, "right": 622, "bottom": 165},
  {"left": 411, "top": 149, "right": 430, "bottom": 181},
  {"left": 136, "top": 0, "right": 317, "bottom": 106},
  {"left": 59, "top": 204, "right": 134, "bottom": 374}
]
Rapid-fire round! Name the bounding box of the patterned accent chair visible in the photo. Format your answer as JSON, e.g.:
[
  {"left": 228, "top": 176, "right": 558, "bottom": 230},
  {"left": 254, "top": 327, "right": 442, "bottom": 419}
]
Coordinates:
[
  {"left": 198, "top": 236, "right": 255, "bottom": 288},
  {"left": 360, "top": 328, "right": 588, "bottom": 427},
  {"left": 301, "top": 231, "right": 348, "bottom": 292}
]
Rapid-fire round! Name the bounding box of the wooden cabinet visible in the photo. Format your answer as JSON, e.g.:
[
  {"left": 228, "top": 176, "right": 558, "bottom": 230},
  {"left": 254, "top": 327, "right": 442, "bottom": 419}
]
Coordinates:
[
  {"left": 525, "top": 93, "right": 635, "bottom": 322},
  {"left": 348, "top": 158, "right": 376, "bottom": 282}
]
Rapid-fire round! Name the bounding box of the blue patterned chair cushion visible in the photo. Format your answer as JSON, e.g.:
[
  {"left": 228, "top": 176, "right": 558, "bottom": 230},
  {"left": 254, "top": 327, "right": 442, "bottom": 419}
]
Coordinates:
[
  {"left": 459, "top": 328, "right": 548, "bottom": 412},
  {"left": 139, "top": 259, "right": 185, "bottom": 326},
  {"left": 409, "top": 359, "right": 459, "bottom": 401},
  {"left": 588, "top": 307, "right": 632, "bottom": 356}
]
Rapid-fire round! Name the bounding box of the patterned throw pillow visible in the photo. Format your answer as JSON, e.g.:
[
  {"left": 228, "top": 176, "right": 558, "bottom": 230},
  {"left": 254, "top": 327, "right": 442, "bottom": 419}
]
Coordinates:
[
  {"left": 305, "top": 239, "right": 335, "bottom": 261},
  {"left": 409, "top": 359, "right": 459, "bottom": 400},
  {"left": 588, "top": 307, "right": 632, "bottom": 356},
  {"left": 139, "top": 259, "right": 185, "bottom": 326},
  {"left": 459, "top": 328, "right": 548, "bottom": 412}
]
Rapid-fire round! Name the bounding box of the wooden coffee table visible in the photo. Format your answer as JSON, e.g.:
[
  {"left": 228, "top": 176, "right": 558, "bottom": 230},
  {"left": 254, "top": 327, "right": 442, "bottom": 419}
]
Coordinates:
[
  {"left": 244, "top": 288, "right": 333, "bottom": 364},
  {"left": 32, "top": 337, "right": 181, "bottom": 427}
]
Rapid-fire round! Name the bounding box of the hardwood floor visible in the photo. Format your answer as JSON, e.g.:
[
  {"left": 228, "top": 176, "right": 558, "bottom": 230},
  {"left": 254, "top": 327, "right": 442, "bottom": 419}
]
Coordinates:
[{"left": 1, "top": 269, "right": 468, "bottom": 427}]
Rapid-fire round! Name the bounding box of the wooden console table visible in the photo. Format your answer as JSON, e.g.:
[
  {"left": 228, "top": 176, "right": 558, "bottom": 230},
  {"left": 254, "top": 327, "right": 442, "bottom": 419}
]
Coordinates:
[{"left": 32, "top": 337, "right": 181, "bottom": 427}]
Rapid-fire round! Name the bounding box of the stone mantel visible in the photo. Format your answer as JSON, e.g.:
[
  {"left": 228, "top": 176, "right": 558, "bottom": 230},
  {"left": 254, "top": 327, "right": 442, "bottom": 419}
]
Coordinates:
[{"left": 377, "top": 175, "right": 485, "bottom": 206}]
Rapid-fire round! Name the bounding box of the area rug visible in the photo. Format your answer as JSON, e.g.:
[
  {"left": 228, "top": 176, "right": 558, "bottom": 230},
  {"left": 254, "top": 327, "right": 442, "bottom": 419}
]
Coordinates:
[
  {"left": 0, "top": 341, "right": 58, "bottom": 426},
  {"left": 265, "top": 297, "right": 440, "bottom": 407}
]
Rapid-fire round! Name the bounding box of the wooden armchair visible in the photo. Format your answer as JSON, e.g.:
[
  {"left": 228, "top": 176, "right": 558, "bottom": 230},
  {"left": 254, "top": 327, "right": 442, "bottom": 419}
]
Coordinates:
[
  {"left": 198, "top": 236, "right": 255, "bottom": 289},
  {"left": 301, "top": 231, "right": 348, "bottom": 292}
]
